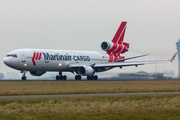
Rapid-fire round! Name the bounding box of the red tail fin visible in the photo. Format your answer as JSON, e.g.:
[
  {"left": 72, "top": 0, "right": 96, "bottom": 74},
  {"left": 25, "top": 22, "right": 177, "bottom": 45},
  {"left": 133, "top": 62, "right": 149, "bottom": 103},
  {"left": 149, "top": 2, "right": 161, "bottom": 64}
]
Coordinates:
[{"left": 112, "top": 22, "right": 127, "bottom": 44}]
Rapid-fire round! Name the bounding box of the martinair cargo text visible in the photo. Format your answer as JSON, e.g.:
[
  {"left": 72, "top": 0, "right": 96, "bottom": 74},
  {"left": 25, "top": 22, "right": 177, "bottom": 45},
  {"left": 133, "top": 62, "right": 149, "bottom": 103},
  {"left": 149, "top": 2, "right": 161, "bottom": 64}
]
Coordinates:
[{"left": 3, "top": 22, "right": 176, "bottom": 80}]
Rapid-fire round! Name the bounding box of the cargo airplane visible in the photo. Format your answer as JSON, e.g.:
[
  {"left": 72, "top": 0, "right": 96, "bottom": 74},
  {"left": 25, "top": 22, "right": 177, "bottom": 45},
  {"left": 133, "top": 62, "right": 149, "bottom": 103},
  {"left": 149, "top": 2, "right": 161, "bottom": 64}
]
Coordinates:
[{"left": 3, "top": 22, "right": 176, "bottom": 80}]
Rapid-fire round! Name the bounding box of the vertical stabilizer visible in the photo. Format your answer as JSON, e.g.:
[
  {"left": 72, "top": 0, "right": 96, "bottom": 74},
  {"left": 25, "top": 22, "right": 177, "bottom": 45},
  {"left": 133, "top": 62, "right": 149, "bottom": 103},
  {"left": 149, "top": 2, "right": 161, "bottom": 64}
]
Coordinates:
[{"left": 112, "top": 22, "right": 127, "bottom": 44}]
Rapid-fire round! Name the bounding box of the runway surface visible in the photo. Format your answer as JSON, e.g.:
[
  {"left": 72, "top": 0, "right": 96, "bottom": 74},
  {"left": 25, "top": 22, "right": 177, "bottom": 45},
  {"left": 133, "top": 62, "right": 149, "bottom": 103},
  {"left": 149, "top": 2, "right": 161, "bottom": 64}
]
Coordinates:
[{"left": 0, "top": 92, "right": 180, "bottom": 99}]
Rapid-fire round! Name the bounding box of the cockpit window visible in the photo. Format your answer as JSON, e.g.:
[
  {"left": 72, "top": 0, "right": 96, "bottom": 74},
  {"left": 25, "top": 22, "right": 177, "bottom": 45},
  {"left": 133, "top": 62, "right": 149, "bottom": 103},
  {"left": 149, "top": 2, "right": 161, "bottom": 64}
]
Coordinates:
[
  {"left": 6, "top": 54, "right": 17, "bottom": 58},
  {"left": 6, "top": 54, "right": 12, "bottom": 57},
  {"left": 12, "top": 54, "right": 17, "bottom": 58}
]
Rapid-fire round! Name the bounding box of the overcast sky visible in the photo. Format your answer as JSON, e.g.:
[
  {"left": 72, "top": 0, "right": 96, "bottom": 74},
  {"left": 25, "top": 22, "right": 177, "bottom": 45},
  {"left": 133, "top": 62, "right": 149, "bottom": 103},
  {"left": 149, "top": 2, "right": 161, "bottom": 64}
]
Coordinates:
[{"left": 0, "top": 0, "right": 180, "bottom": 77}]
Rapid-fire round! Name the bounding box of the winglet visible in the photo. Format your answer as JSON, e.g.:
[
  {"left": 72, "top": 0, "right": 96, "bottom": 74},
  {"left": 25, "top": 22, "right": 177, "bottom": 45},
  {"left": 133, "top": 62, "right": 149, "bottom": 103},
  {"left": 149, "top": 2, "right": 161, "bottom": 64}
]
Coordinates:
[{"left": 169, "top": 52, "right": 177, "bottom": 63}]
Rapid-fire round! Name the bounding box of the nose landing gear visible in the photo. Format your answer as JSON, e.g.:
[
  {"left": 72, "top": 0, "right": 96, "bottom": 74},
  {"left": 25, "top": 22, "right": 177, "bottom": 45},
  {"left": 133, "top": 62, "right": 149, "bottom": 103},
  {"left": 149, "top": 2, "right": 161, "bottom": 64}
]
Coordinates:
[{"left": 21, "top": 71, "right": 27, "bottom": 80}]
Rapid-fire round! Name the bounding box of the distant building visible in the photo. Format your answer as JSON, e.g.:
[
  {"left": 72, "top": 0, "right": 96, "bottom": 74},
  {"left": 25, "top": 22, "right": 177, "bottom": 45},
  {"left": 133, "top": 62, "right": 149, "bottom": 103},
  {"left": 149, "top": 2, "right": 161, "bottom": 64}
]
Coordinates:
[
  {"left": 117, "top": 72, "right": 154, "bottom": 80},
  {"left": 176, "top": 40, "right": 180, "bottom": 78},
  {"left": 112, "top": 71, "right": 172, "bottom": 80}
]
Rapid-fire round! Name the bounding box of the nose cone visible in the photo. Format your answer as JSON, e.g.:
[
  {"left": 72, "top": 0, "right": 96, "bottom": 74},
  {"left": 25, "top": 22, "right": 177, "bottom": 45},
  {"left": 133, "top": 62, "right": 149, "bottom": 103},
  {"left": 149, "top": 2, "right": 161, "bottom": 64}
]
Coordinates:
[{"left": 3, "top": 57, "right": 10, "bottom": 66}]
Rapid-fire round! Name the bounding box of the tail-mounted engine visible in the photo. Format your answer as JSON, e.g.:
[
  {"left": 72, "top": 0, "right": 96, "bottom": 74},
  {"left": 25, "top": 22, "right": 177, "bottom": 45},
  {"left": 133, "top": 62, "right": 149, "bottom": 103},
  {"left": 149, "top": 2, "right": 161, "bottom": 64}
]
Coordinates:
[{"left": 101, "top": 41, "right": 129, "bottom": 54}]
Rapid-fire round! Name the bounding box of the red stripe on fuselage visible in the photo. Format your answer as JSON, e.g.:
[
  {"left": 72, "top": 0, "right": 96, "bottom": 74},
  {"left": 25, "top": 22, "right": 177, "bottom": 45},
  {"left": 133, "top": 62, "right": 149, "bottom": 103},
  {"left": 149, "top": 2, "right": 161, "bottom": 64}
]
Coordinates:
[
  {"left": 35, "top": 52, "right": 39, "bottom": 60},
  {"left": 32, "top": 52, "right": 36, "bottom": 66},
  {"left": 38, "top": 53, "right": 42, "bottom": 60}
]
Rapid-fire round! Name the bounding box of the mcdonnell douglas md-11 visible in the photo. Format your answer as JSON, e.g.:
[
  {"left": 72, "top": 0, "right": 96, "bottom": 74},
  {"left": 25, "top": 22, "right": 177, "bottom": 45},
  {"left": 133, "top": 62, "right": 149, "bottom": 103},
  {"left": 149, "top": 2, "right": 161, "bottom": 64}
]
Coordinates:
[{"left": 3, "top": 22, "right": 176, "bottom": 80}]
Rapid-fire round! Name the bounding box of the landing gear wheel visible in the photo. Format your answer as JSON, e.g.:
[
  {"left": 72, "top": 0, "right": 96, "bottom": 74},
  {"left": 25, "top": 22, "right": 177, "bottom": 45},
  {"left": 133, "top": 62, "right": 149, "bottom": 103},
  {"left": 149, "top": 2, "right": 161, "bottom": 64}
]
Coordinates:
[
  {"left": 56, "top": 75, "right": 60, "bottom": 80},
  {"left": 94, "top": 75, "right": 98, "bottom": 80},
  {"left": 90, "top": 75, "right": 94, "bottom": 80},
  {"left": 22, "top": 76, "right": 27, "bottom": 80},
  {"left": 59, "top": 75, "right": 63, "bottom": 80},
  {"left": 56, "top": 72, "right": 67, "bottom": 80},
  {"left": 75, "top": 75, "right": 78, "bottom": 80},
  {"left": 63, "top": 75, "right": 67, "bottom": 80},
  {"left": 87, "top": 75, "right": 98, "bottom": 80},
  {"left": 75, "top": 75, "right": 81, "bottom": 80},
  {"left": 87, "top": 76, "right": 91, "bottom": 80},
  {"left": 56, "top": 75, "right": 67, "bottom": 80}
]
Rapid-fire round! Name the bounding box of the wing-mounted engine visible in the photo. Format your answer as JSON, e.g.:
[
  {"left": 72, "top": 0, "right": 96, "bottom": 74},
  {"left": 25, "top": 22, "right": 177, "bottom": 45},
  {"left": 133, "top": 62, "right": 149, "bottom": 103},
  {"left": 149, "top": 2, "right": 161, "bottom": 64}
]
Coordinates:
[
  {"left": 78, "top": 66, "right": 94, "bottom": 76},
  {"left": 101, "top": 41, "right": 129, "bottom": 54},
  {"left": 30, "top": 71, "right": 46, "bottom": 76}
]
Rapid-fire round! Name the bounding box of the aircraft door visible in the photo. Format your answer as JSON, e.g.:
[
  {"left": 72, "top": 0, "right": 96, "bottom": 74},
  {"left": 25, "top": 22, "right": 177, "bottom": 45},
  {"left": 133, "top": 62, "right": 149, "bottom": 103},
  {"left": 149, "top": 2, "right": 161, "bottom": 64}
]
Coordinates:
[{"left": 21, "top": 54, "right": 26, "bottom": 62}]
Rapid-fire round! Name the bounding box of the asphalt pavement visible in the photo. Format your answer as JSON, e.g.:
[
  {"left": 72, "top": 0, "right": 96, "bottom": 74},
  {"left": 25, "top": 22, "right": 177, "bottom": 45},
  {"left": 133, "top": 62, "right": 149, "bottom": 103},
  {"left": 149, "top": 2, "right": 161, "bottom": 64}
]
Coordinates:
[{"left": 0, "top": 92, "right": 180, "bottom": 99}]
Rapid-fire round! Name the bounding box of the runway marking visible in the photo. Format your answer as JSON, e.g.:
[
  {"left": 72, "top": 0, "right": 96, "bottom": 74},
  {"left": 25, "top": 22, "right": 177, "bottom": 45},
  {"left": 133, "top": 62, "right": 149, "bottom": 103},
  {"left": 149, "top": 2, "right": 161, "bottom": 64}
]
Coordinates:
[{"left": 0, "top": 92, "right": 180, "bottom": 99}]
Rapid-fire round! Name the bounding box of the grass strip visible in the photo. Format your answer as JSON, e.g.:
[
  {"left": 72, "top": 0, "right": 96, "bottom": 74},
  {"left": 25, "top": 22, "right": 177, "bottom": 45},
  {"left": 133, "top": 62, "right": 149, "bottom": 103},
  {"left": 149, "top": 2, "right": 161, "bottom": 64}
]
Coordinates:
[
  {"left": 0, "top": 80, "right": 180, "bottom": 96},
  {"left": 0, "top": 94, "right": 180, "bottom": 119}
]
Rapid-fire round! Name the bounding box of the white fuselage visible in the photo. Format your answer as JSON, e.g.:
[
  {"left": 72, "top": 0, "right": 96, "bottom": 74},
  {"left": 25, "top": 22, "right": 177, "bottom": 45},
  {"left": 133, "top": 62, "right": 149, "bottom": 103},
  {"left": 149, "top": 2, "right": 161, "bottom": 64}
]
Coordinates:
[{"left": 3, "top": 49, "right": 110, "bottom": 72}]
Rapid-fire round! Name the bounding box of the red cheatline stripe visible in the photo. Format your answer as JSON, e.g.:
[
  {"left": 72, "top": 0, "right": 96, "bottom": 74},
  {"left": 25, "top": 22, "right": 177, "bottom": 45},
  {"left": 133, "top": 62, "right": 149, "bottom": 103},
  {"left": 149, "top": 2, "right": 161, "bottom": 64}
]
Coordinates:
[
  {"left": 108, "top": 53, "right": 114, "bottom": 63},
  {"left": 32, "top": 52, "right": 36, "bottom": 66},
  {"left": 107, "top": 43, "right": 118, "bottom": 53},
  {"left": 35, "top": 52, "right": 39, "bottom": 60},
  {"left": 108, "top": 53, "right": 113, "bottom": 69},
  {"left": 119, "top": 44, "right": 125, "bottom": 53},
  {"left": 38, "top": 53, "right": 42, "bottom": 60},
  {"left": 112, "top": 44, "right": 119, "bottom": 53}
]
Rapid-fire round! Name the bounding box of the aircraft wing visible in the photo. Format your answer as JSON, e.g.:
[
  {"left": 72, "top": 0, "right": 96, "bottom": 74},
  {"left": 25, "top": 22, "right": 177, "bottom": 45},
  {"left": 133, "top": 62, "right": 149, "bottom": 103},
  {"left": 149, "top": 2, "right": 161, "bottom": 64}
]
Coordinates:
[
  {"left": 69, "top": 60, "right": 168, "bottom": 68},
  {"left": 69, "top": 53, "right": 176, "bottom": 68},
  {"left": 94, "top": 60, "right": 168, "bottom": 68}
]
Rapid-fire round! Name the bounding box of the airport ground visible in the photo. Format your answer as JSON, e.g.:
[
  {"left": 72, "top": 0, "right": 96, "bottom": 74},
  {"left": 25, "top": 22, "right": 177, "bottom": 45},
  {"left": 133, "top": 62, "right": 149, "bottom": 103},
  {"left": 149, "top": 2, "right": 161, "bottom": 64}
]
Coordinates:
[
  {"left": 0, "top": 80, "right": 180, "bottom": 95},
  {"left": 0, "top": 80, "right": 180, "bottom": 119}
]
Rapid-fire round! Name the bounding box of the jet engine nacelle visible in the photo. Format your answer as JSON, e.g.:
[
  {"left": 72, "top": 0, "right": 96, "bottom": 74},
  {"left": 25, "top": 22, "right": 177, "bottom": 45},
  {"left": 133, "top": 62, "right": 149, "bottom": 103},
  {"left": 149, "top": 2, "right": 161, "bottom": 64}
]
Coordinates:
[
  {"left": 30, "top": 71, "right": 46, "bottom": 76},
  {"left": 78, "top": 66, "right": 94, "bottom": 76},
  {"left": 101, "top": 41, "right": 129, "bottom": 54}
]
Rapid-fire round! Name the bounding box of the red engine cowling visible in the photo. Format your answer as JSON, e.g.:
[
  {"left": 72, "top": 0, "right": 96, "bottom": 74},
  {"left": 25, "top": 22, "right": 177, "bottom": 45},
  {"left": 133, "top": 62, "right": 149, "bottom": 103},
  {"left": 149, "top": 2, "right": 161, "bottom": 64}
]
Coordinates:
[{"left": 101, "top": 41, "right": 129, "bottom": 54}]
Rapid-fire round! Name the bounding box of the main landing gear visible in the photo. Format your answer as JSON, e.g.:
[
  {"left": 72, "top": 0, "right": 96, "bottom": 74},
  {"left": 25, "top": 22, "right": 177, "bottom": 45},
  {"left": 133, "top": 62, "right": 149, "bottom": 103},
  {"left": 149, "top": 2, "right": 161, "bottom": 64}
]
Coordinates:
[
  {"left": 75, "top": 74, "right": 98, "bottom": 80},
  {"left": 21, "top": 71, "right": 27, "bottom": 80},
  {"left": 55, "top": 72, "right": 98, "bottom": 80},
  {"left": 56, "top": 72, "right": 67, "bottom": 80},
  {"left": 87, "top": 75, "right": 98, "bottom": 80},
  {"left": 75, "top": 75, "right": 81, "bottom": 80}
]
